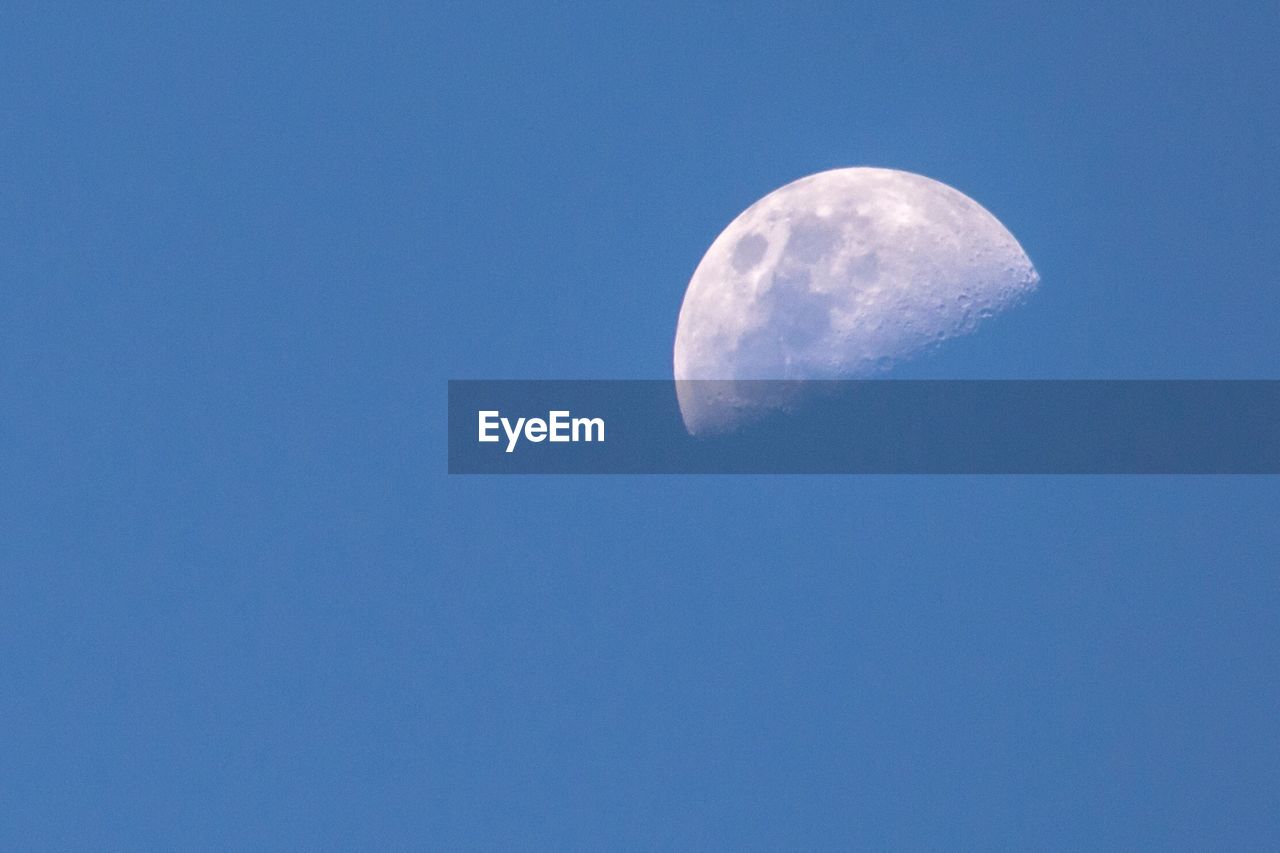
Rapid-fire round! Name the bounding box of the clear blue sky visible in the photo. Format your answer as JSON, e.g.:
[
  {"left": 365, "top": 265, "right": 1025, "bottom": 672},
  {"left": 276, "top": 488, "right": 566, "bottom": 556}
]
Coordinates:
[{"left": 3, "top": 2, "right": 1279, "bottom": 849}]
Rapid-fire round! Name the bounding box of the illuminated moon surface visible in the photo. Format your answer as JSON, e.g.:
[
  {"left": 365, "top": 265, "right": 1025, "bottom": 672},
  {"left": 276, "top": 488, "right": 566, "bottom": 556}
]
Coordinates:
[{"left": 673, "top": 167, "right": 1039, "bottom": 434}]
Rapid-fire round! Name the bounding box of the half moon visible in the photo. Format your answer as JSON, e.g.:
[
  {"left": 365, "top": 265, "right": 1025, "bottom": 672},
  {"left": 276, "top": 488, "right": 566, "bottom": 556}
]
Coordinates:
[{"left": 673, "top": 167, "right": 1038, "bottom": 434}]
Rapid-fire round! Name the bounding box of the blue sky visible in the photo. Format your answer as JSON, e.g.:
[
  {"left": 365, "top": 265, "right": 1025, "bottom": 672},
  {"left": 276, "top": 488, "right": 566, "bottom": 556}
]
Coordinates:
[{"left": 3, "top": 2, "right": 1279, "bottom": 849}]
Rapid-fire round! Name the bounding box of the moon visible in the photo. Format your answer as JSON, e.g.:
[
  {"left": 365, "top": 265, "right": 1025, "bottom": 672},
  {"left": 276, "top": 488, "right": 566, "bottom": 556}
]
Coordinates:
[{"left": 673, "top": 167, "right": 1039, "bottom": 434}]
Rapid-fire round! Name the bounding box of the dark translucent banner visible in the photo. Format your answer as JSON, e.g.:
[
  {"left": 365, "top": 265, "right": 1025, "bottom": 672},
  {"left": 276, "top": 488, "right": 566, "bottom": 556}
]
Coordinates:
[{"left": 447, "top": 381, "right": 1280, "bottom": 474}]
